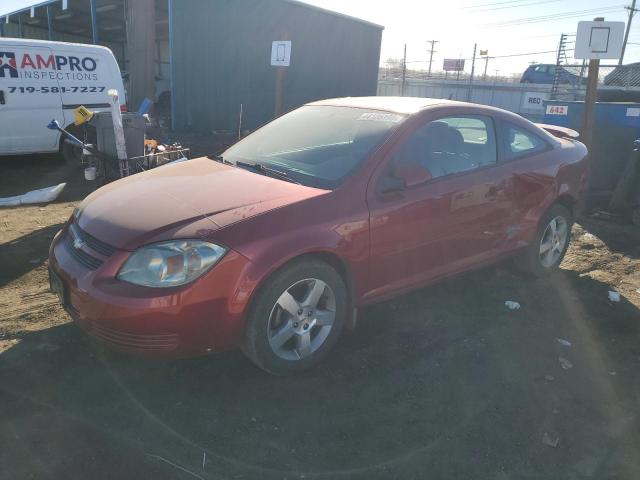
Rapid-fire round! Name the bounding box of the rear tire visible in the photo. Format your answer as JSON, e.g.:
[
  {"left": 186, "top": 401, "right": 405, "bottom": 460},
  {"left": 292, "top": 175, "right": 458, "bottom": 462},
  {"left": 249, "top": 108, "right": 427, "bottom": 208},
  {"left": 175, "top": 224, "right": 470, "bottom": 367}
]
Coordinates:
[
  {"left": 241, "top": 258, "right": 347, "bottom": 376},
  {"left": 517, "top": 204, "right": 573, "bottom": 277}
]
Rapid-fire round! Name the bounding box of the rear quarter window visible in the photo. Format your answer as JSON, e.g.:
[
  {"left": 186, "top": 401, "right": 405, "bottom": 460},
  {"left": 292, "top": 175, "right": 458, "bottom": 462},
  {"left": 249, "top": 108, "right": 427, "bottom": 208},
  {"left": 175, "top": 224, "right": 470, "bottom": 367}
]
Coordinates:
[{"left": 502, "top": 123, "right": 551, "bottom": 161}]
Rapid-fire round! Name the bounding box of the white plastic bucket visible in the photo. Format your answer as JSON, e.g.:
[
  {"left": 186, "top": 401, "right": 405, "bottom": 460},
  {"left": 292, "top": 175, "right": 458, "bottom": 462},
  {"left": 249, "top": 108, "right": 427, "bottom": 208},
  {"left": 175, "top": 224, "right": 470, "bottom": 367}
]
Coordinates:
[{"left": 84, "top": 167, "right": 97, "bottom": 181}]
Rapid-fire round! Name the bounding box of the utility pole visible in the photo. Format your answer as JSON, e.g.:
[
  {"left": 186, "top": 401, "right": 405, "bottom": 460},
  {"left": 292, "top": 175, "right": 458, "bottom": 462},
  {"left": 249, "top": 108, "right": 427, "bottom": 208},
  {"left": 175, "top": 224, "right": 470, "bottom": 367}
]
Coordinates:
[
  {"left": 620, "top": 0, "right": 639, "bottom": 65},
  {"left": 426, "top": 40, "right": 439, "bottom": 78},
  {"left": 468, "top": 43, "right": 477, "bottom": 102},
  {"left": 483, "top": 56, "right": 491, "bottom": 80},
  {"left": 401, "top": 43, "right": 407, "bottom": 96}
]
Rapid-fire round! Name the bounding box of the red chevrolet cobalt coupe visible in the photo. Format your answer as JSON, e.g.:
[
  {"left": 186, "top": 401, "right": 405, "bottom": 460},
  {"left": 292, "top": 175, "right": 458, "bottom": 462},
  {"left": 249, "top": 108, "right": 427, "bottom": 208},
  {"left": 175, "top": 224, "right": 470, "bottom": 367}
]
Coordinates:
[{"left": 49, "top": 97, "right": 588, "bottom": 375}]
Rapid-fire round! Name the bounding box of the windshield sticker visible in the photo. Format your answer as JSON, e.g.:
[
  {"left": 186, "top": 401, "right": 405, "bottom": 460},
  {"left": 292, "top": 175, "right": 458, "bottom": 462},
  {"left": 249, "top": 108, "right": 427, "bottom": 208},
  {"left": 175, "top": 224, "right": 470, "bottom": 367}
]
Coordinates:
[{"left": 357, "top": 112, "right": 404, "bottom": 123}]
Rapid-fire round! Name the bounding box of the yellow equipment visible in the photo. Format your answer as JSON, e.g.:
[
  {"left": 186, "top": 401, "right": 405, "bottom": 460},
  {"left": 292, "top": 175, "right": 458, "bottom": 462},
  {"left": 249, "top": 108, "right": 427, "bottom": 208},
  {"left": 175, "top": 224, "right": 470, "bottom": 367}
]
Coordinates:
[{"left": 73, "top": 106, "right": 94, "bottom": 126}]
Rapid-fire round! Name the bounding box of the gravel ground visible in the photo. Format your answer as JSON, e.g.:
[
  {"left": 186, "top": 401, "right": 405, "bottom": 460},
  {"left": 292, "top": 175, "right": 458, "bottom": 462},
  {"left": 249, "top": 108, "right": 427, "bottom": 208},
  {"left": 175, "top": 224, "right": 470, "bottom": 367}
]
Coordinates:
[{"left": 1, "top": 154, "right": 639, "bottom": 479}]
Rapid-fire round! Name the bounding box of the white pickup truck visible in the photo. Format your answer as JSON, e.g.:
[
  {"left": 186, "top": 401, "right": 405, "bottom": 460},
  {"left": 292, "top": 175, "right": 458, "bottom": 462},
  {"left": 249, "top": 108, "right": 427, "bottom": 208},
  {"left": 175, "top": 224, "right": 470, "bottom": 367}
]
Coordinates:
[{"left": 0, "top": 37, "right": 126, "bottom": 160}]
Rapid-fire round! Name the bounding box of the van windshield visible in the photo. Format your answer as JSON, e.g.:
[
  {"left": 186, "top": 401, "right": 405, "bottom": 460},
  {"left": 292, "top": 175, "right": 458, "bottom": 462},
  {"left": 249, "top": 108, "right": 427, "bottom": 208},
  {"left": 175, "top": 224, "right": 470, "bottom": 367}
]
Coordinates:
[{"left": 222, "top": 105, "right": 405, "bottom": 189}]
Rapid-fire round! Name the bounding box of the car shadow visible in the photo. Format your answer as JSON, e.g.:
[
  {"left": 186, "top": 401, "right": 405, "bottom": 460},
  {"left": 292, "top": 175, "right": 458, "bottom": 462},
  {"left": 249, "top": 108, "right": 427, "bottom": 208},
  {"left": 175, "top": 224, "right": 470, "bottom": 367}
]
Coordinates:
[
  {"left": 1, "top": 266, "right": 639, "bottom": 479},
  {"left": 0, "top": 223, "right": 63, "bottom": 288}
]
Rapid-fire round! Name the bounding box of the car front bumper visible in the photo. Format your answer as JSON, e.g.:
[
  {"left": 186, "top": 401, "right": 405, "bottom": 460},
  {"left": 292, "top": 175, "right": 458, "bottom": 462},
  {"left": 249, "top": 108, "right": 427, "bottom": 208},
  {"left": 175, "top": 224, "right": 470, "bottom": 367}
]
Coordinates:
[{"left": 48, "top": 225, "right": 254, "bottom": 358}]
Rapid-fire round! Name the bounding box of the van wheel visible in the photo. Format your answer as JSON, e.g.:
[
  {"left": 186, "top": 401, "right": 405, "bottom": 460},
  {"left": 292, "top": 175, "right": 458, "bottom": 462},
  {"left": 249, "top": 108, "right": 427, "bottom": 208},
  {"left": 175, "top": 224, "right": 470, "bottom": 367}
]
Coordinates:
[
  {"left": 59, "top": 124, "right": 94, "bottom": 166},
  {"left": 517, "top": 204, "right": 573, "bottom": 277},
  {"left": 241, "top": 259, "right": 347, "bottom": 376}
]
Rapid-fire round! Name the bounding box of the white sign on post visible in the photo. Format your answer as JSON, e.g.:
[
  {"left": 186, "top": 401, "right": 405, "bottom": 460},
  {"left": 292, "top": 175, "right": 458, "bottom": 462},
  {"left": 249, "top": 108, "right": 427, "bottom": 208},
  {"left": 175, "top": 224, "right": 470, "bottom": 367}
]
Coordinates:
[
  {"left": 271, "top": 41, "right": 292, "bottom": 67},
  {"left": 575, "top": 21, "right": 625, "bottom": 60}
]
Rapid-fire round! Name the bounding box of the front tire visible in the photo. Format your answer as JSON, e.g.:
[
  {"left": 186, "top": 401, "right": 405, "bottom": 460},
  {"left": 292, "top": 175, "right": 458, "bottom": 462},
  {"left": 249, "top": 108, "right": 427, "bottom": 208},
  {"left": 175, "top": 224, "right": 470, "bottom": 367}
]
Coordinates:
[
  {"left": 518, "top": 204, "right": 573, "bottom": 276},
  {"left": 242, "top": 258, "right": 348, "bottom": 376}
]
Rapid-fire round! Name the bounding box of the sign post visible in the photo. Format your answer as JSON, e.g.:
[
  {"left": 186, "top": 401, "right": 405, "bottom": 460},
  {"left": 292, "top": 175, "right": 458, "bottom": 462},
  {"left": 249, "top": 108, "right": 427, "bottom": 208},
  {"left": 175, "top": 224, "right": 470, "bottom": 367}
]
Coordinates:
[
  {"left": 271, "top": 39, "right": 291, "bottom": 117},
  {"left": 575, "top": 18, "right": 625, "bottom": 149}
]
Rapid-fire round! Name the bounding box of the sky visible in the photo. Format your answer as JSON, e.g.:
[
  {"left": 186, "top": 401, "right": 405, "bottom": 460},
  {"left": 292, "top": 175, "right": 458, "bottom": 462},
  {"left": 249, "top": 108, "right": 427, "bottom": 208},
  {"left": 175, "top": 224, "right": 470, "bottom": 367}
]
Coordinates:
[{"left": 1, "top": 0, "right": 637, "bottom": 76}]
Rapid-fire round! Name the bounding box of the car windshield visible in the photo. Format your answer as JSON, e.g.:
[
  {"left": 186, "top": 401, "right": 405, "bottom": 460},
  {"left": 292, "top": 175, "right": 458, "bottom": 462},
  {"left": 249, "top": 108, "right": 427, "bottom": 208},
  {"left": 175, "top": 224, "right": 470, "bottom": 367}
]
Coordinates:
[{"left": 222, "top": 105, "right": 405, "bottom": 189}]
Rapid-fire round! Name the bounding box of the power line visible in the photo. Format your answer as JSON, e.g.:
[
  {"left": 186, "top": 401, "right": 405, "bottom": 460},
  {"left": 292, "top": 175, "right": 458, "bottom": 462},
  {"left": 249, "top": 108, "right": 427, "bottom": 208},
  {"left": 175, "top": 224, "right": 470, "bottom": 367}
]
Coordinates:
[
  {"left": 466, "top": 0, "right": 561, "bottom": 13},
  {"left": 462, "top": 0, "right": 538, "bottom": 9},
  {"left": 482, "top": 5, "right": 626, "bottom": 27}
]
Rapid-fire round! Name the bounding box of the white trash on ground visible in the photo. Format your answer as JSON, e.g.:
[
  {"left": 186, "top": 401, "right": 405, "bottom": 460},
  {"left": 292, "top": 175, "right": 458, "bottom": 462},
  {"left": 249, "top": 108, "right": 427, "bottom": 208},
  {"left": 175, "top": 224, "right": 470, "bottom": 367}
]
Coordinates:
[
  {"left": 0, "top": 183, "right": 66, "bottom": 207},
  {"left": 557, "top": 338, "right": 572, "bottom": 347},
  {"left": 542, "top": 432, "right": 560, "bottom": 448},
  {"left": 608, "top": 291, "right": 621, "bottom": 302},
  {"left": 505, "top": 301, "right": 521, "bottom": 310},
  {"left": 559, "top": 357, "right": 574, "bottom": 370}
]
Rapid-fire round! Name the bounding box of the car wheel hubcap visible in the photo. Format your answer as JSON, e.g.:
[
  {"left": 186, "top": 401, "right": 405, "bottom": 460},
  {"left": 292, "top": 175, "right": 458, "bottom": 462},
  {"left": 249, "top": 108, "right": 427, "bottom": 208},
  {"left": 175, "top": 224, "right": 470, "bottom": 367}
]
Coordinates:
[
  {"left": 539, "top": 216, "right": 569, "bottom": 268},
  {"left": 267, "top": 278, "right": 336, "bottom": 361}
]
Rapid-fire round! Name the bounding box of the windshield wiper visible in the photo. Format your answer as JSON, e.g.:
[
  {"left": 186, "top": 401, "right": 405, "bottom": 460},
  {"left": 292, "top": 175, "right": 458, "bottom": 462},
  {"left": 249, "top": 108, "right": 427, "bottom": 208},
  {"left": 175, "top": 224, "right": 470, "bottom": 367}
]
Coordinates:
[
  {"left": 235, "top": 161, "right": 301, "bottom": 184},
  {"left": 208, "top": 154, "right": 233, "bottom": 165}
]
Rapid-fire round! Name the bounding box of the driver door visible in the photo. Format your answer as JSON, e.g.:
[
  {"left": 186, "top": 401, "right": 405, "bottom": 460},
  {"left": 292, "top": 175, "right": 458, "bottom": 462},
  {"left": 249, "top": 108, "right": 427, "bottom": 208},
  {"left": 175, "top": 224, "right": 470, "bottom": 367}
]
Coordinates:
[{"left": 364, "top": 113, "right": 511, "bottom": 301}]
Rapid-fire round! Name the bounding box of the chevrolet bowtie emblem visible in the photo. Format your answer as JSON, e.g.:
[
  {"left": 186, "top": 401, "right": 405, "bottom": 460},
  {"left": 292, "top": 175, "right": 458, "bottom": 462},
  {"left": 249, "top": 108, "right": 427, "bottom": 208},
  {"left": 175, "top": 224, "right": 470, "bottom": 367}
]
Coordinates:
[{"left": 73, "top": 237, "right": 86, "bottom": 250}]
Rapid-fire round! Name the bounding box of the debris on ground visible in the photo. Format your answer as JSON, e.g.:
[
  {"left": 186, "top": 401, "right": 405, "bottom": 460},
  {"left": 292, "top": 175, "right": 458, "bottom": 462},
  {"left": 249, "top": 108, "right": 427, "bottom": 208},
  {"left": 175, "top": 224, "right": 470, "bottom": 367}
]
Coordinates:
[
  {"left": 504, "top": 301, "right": 521, "bottom": 310},
  {"left": 557, "top": 338, "right": 572, "bottom": 347},
  {"left": 542, "top": 432, "right": 560, "bottom": 447},
  {"left": 608, "top": 291, "right": 621, "bottom": 302},
  {"left": 28, "top": 259, "right": 40, "bottom": 264},
  {"left": 35, "top": 343, "right": 60, "bottom": 353},
  {"left": 559, "top": 357, "right": 574, "bottom": 370},
  {"left": 0, "top": 183, "right": 66, "bottom": 208},
  {"left": 544, "top": 375, "right": 555, "bottom": 382}
]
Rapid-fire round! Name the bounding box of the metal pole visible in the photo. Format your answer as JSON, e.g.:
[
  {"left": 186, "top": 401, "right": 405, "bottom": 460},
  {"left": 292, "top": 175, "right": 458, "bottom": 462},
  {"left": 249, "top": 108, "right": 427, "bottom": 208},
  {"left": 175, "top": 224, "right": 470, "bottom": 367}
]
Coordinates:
[
  {"left": 46, "top": 5, "right": 53, "bottom": 41},
  {"left": 89, "top": 0, "right": 99, "bottom": 44},
  {"left": 483, "top": 56, "right": 490, "bottom": 80},
  {"left": 582, "top": 17, "right": 604, "bottom": 150},
  {"left": 168, "top": 0, "right": 176, "bottom": 131},
  {"left": 468, "top": 43, "right": 477, "bottom": 102},
  {"left": 620, "top": 0, "right": 638, "bottom": 65},
  {"left": 426, "top": 40, "right": 438, "bottom": 78},
  {"left": 401, "top": 44, "right": 407, "bottom": 96}
]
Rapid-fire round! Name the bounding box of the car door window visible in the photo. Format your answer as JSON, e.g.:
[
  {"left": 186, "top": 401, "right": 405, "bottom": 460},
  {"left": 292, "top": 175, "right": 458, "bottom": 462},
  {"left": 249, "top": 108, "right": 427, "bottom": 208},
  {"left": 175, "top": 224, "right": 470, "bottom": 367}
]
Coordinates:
[
  {"left": 503, "top": 123, "right": 549, "bottom": 160},
  {"left": 393, "top": 115, "right": 497, "bottom": 179}
]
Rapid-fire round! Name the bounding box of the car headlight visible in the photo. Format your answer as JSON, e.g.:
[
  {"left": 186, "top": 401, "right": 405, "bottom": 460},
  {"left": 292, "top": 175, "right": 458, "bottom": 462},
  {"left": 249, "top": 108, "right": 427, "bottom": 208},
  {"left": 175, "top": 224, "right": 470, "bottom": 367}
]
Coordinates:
[{"left": 117, "top": 240, "right": 227, "bottom": 287}]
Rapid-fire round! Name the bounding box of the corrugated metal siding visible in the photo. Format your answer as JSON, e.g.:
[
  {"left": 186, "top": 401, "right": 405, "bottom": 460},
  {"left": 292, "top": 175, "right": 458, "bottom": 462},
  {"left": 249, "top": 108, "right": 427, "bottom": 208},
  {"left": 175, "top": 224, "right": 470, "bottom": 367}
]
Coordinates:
[{"left": 170, "top": 0, "right": 382, "bottom": 132}]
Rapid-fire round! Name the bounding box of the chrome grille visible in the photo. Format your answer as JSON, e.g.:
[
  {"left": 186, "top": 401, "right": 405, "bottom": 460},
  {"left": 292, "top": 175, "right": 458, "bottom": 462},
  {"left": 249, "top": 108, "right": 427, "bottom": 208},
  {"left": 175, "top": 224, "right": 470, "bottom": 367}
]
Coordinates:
[
  {"left": 70, "top": 223, "right": 116, "bottom": 257},
  {"left": 64, "top": 235, "right": 104, "bottom": 270}
]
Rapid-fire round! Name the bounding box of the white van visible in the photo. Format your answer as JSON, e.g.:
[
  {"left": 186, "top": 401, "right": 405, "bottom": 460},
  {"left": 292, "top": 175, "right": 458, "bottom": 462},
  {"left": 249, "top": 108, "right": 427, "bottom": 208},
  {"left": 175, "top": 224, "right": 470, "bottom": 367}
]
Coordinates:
[{"left": 0, "top": 38, "right": 126, "bottom": 159}]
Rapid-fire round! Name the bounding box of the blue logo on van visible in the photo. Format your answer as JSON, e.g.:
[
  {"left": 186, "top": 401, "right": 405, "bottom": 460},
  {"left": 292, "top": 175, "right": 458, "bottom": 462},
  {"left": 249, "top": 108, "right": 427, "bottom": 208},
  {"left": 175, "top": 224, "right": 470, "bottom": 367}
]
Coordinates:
[{"left": 0, "top": 52, "right": 18, "bottom": 78}]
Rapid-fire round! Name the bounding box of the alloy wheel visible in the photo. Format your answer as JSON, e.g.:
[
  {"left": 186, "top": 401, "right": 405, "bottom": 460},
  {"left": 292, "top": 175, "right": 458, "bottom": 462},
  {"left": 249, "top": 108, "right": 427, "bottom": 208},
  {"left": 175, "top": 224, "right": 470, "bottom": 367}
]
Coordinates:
[
  {"left": 539, "top": 216, "right": 569, "bottom": 268},
  {"left": 267, "top": 278, "right": 337, "bottom": 361}
]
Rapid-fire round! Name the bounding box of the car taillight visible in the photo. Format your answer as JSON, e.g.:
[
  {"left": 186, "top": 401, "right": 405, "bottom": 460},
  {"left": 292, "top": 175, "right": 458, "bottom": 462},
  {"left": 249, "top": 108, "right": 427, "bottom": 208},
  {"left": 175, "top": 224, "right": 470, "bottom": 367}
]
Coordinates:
[{"left": 120, "top": 104, "right": 128, "bottom": 113}]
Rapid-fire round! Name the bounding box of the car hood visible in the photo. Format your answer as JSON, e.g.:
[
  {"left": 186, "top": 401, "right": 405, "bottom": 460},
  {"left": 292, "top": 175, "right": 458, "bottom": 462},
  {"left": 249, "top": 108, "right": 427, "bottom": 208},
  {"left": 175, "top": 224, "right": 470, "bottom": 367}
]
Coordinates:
[{"left": 76, "top": 157, "right": 328, "bottom": 250}]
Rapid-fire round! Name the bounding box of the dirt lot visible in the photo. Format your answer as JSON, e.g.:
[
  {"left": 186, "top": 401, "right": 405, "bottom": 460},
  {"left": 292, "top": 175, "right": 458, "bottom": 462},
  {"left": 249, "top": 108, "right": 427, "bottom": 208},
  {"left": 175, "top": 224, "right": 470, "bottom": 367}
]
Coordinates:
[{"left": 1, "top": 155, "right": 640, "bottom": 479}]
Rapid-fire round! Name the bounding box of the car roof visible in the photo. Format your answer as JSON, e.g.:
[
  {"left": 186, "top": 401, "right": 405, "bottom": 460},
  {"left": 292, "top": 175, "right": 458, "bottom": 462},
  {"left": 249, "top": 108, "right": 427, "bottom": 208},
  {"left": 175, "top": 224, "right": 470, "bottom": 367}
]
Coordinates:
[{"left": 308, "top": 96, "right": 472, "bottom": 115}]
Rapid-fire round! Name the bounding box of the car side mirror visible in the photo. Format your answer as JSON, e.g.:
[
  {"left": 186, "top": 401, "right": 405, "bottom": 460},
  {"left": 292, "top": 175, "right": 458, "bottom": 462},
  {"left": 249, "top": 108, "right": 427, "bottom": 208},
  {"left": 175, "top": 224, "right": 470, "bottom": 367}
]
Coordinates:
[{"left": 395, "top": 163, "right": 432, "bottom": 188}]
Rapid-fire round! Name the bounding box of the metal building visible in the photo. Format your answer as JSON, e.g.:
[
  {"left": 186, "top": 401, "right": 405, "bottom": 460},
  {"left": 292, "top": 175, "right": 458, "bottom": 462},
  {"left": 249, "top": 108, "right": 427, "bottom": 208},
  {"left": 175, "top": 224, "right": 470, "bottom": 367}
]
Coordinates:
[
  {"left": 170, "top": 0, "right": 383, "bottom": 131},
  {"left": 1, "top": 0, "right": 383, "bottom": 131}
]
